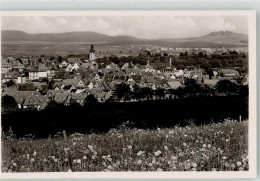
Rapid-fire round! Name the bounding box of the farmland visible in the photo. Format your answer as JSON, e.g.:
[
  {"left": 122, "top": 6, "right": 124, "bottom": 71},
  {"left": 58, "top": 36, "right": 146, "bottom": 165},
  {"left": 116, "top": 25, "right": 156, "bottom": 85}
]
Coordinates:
[{"left": 2, "top": 120, "right": 248, "bottom": 172}]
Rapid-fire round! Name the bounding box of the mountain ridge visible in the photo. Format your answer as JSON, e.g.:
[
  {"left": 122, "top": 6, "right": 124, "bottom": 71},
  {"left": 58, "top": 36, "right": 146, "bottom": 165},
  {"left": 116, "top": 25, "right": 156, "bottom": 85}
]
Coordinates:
[{"left": 1, "top": 30, "right": 248, "bottom": 47}]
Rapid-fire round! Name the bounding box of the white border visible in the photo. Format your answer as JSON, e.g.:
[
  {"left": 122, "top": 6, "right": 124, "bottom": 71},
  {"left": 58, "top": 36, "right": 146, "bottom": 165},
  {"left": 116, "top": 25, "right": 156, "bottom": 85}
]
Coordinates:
[{"left": 0, "top": 10, "right": 257, "bottom": 179}]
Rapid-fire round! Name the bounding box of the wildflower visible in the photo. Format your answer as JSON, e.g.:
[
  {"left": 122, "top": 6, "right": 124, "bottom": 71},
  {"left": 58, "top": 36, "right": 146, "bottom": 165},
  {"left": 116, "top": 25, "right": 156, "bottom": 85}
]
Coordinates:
[
  {"left": 33, "top": 151, "right": 37, "bottom": 157},
  {"left": 212, "top": 168, "right": 217, "bottom": 171},
  {"left": 13, "top": 163, "right": 17, "bottom": 167},
  {"left": 77, "top": 159, "right": 81, "bottom": 164},
  {"left": 171, "top": 155, "right": 178, "bottom": 160},
  {"left": 51, "top": 156, "right": 55, "bottom": 160},
  {"left": 83, "top": 156, "right": 87, "bottom": 160},
  {"left": 149, "top": 163, "right": 153, "bottom": 167},
  {"left": 73, "top": 159, "right": 77, "bottom": 164},
  {"left": 157, "top": 168, "right": 163, "bottom": 171},
  {"left": 237, "top": 161, "right": 242, "bottom": 167},
  {"left": 192, "top": 163, "right": 197, "bottom": 168},
  {"left": 137, "top": 151, "right": 144, "bottom": 156},
  {"left": 30, "top": 158, "right": 35, "bottom": 162},
  {"left": 67, "top": 169, "right": 72, "bottom": 172},
  {"left": 116, "top": 160, "right": 121, "bottom": 166},
  {"left": 127, "top": 145, "right": 132, "bottom": 149},
  {"left": 222, "top": 156, "right": 227, "bottom": 160},
  {"left": 239, "top": 167, "right": 244, "bottom": 171},
  {"left": 226, "top": 139, "right": 229, "bottom": 142},
  {"left": 200, "top": 148, "right": 206, "bottom": 152},
  {"left": 137, "top": 160, "right": 142, "bottom": 165},
  {"left": 108, "top": 157, "right": 112, "bottom": 162},
  {"left": 64, "top": 158, "right": 69, "bottom": 162},
  {"left": 167, "top": 161, "right": 171, "bottom": 165},
  {"left": 231, "top": 163, "right": 236, "bottom": 169},
  {"left": 207, "top": 144, "right": 212, "bottom": 149},
  {"left": 54, "top": 158, "right": 58, "bottom": 163},
  {"left": 183, "top": 143, "right": 187, "bottom": 147},
  {"left": 88, "top": 145, "right": 93, "bottom": 151},
  {"left": 164, "top": 146, "right": 168, "bottom": 151},
  {"left": 224, "top": 162, "right": 230, "bottom": 167},
  {"left": 154, "top": 150, "right": 161, "bottom": 156},
  {"left": 107, "top": 165, "right": 113, "bottom": 170},
  {"left": 92, "top": 156, "right": 95, "bottom": 160},
  {"left": 152, "top": 160, "right": 156, "bottom": 164}
]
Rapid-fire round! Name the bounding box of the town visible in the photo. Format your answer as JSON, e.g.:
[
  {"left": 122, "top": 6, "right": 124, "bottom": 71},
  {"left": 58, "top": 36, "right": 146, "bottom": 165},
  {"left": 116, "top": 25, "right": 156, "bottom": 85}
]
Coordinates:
[{"left": 1, "top": 44, "right": 249, "bottom": 111}]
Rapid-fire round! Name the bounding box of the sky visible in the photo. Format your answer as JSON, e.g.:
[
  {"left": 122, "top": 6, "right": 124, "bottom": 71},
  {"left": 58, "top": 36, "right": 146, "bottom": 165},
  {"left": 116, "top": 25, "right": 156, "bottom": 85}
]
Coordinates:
[{"left": 1, "top": 16, "right": 248, "bottom": 39}]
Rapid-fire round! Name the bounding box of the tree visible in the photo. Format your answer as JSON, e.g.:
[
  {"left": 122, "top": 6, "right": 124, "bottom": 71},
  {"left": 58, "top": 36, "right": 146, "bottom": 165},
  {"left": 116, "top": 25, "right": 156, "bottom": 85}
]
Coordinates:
[
  {"left": 131, "top": 84, "right": 141, "bottom": 101},
  {"left": 45, "top": 101, "right": 65, "bottom": 110},
  {"left": 183, "top": 79, "right": 202, "bottom": 97},
  {"left": 1, "top": 95, "right": 18, "bottom": 112},
  {"left": 113, "top": 83, "right": 131, "bottom": 102},
  {"left": 215, "top": 79, "right": 239, "bottom": 95},
  {"left": 84, "top": 94, "right": 98, "bottom": 105},
  {"left": 58, "top": 56, "right": 63, "bottom": 63},
  {"left": 154, "top": 88, "right": 165, "bottom": 100},
  {"left": 140, "top": 87, "right": 153, "bottom": 101}
]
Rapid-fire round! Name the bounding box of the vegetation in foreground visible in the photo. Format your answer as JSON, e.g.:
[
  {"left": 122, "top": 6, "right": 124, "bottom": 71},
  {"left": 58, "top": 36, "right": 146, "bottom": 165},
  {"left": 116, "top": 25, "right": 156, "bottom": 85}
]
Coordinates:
[{"left": 2, "top": 119, "right": 248, "bottom": 172}]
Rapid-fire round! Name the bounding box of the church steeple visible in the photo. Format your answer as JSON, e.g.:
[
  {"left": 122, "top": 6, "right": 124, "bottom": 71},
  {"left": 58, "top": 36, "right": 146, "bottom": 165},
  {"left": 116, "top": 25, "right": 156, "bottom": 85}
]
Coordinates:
[{"left": 89, "top": 44, "right": 96, "bottom": 61}]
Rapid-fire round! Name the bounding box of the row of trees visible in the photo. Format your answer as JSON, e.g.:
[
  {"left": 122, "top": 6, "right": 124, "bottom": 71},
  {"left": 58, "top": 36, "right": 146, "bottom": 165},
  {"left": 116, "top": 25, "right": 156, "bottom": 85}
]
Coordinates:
[
  {"left": 96, "top": 50, "right": 248, "bottom": 73},
  {"left": 110, "top": 79, "right": 248, "bottom": 102},
  {"left": 1, "top": 79, "right": 248, "bottom": 112}
]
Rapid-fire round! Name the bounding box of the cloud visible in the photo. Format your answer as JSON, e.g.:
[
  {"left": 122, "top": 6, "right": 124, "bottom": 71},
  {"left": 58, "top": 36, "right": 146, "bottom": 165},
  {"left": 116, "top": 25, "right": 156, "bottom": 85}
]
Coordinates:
[{"left": 1, "top": 16, "right": 248, "bottom": 39}]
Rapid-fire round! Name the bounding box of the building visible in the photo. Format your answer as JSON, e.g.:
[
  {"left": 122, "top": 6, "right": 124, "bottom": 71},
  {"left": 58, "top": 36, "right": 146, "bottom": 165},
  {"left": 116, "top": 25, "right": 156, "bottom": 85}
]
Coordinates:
[{"left": 89, "top": 44, "right": 96, "bottom": 61}]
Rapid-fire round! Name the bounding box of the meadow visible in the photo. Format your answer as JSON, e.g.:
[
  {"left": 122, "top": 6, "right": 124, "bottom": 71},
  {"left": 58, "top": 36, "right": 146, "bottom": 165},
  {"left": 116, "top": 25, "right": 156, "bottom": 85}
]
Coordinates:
[{"left": 2, "top": 119, "right": 248, "bottom": 172}]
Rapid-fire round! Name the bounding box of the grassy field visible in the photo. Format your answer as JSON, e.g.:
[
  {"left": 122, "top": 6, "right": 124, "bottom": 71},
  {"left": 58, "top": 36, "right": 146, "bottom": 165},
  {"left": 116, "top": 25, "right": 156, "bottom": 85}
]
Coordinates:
[{"left": 2, "top": 120, "right": 248, "bottom": 172}]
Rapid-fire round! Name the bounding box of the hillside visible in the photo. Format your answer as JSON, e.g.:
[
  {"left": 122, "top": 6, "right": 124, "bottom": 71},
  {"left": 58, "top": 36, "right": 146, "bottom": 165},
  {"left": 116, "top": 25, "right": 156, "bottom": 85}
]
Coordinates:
[
  {"left": 1, "top": 30, "right": 248, "bottom": 49},
  {"left": 1, "top": 30, "right": 139, "bottom": 43},
  {"left": 158, "top": 31, "right": 248, "bottom": 44}
]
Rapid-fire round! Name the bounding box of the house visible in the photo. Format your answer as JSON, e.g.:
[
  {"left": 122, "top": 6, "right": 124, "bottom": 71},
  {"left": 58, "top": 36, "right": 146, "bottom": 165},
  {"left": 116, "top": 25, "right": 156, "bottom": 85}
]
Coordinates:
[
  {"left": 173, "top": 69, "right": 184, "bottom": 78},
  {"left": 203, "top": 79, "right": 219, "bottom": 87},
  {"left": 65, "top": 64, "right": 73, "bottom": 72},
  {"left": 29, "top": 71, "right": 48, "bottom": 80},
  {"left": 166, "top": 81, "right": 182, "bottom": 89},
  {"left": 71, "top": 93, "right": 87, "bottom": 105},
  {"left": 2, "top": 71, "right": 21, "bottom": 83},
  {"left": 67, "top": 57, "right": 82, "bottom": 64},
  {"left": 23, "top": 95, "right": 50, "bottom": 110},
  {"left": 32, "top": 82, "right": 48, "bottom": 94},
  {"left": 1, "top": 59, "right": 12, "bottom": 73},
  {"left": 13, "top": 91, "right": 41, "bottom": 108},
  {"left": 59, "top": 60, "right": 68, "bottom": 68},
  {"left": 71, "top": 63, "right": 80, "bottom": 71},
  {"left": 11, "top": 60, "right": 25, "bottom": 72},
  {"left": 53, "top": 92, "right": 71, "bottom": 105},
  {"left": 221, "top": 69, "right": 239, "bottom": 77},
  {"left": 62, "top": 79, "right": 85, "bottom": 88},
  {"left": 18, "top": 83, "right": 35, "bottom": 91},
  {"left": 2, "top": 87, "right": 18, "bottom": 97}
]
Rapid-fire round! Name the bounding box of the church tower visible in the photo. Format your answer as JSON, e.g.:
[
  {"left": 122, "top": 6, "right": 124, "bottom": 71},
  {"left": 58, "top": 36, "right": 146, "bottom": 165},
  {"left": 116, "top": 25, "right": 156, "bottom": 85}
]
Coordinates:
[{"left": 89, "top": 44, "right": 96, "bottom": 61}]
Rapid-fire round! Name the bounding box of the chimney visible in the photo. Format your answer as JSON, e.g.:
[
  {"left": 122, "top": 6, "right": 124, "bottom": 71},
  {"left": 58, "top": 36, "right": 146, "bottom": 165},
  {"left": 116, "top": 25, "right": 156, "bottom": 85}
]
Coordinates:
[{"left": 169, "top": 58, "right": 172, "bottom": 68}]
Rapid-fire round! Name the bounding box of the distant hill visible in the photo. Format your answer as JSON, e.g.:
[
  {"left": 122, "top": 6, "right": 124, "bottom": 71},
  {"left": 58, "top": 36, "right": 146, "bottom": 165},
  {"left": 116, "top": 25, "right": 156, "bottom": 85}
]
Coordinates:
[
  {"left": 1, "top": 30, "right": 248, "bottom": 47},
  {"left": 158, "top": 31, "right": 248, "bottom": 45},
  {"left": 1, "top": 30, "right": 140, "bottom": 43}
]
